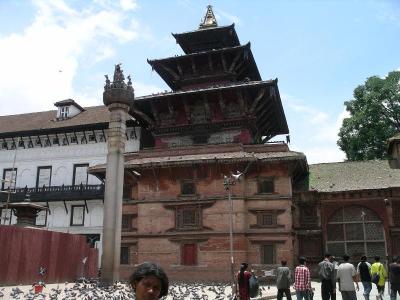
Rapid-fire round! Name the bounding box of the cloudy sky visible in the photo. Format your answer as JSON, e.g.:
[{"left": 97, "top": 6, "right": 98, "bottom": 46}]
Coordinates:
[{"left": 0, "top": 0, "right": 399, "bottom": 164}]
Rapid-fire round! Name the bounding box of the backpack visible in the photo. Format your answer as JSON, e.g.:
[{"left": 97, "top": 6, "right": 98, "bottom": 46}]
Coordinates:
[
  {"left": 372, "top": 264, "right": 382, "bottom": 285},
  {"left": 249, "top": 274, "right": 259, "bottom": 298}
]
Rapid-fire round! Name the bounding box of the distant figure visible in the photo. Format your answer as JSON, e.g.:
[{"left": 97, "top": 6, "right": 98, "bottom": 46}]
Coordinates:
[
  {"left": 276, "top": 259, "right": 292, "bottom": 300},
  {"left": 389, "top": 256, "right": 400, "bottom": 300},
  {"left": 371, "top": 256, "right": 387, "bottom": 300},
  {"left": 129, "top": 262, "right": 169, "bottom": 300},
  {"left": 357, "top": 255, "right": 372, "bottom": 300},
  {"left": 336, "top": 254, "right": 359, "bottom": 300},
  {"left": 294, "top": 257, "right": 311, "bottom": 300},
  {"left": 237, "top": 262, "right": 251, "bottom": 300},
  {"left": 318, "top": 253, "right": 336, "bottom": 300}
]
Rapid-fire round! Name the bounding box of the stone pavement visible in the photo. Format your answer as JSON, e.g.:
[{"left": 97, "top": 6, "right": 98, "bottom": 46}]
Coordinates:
[
  {"left": 258, "top": 281, "right": 393, "bottom": 300},
  {"left": 0, "top": 281, "right": 395, "bottom": 299}
]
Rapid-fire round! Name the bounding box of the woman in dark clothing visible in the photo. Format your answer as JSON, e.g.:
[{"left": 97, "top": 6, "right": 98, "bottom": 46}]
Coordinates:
[
  {"left": 129, "top": 262, "right": 169, "bottom": 300},
  {"left": 237, "top": 262, "right": 252, "bottom": 300}
]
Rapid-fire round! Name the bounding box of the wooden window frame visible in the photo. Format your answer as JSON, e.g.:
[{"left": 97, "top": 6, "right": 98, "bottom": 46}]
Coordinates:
[
  {"left": 176, "top": 206, "right": 201, "bottom": 230},
  {"left": 72, "top": 163, "right": 89, "bottom": 186},
  {"left": 35, "top": 209, "right": 48, "bottom": 227},
  {"left": 181, "top": 243, "right": 198, "bottom": 266},
  {"left": 70, "top": 205, "right": 85, "bottom": 226},
  {"left": 2, "top": 168, "right": 17, "bottom": 190},
  {"left": 261, "top": 244, "right": 275, "bottom": 265},
  {"left": 181, "top": 180, "right": 196, "bottom": 195},
  {"left": 257, "top": 212, "right": 277, "bottom": 227},
  {"left": 258, "top": 177, "right": 275, "bottom": 194},
  {"left": 120, "top": 246, "right": 130, "bottom": 265},
  {"left": 36, "top": 166, "right": 52, "bottom": 189},
  {"left": 122, "top": 214, "right": 133, "bottom": 231}
]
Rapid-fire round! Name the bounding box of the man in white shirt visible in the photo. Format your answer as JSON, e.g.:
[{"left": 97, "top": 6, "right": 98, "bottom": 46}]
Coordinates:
[{"left": 337, "top": 254, "right": 360, "bottom": 300}]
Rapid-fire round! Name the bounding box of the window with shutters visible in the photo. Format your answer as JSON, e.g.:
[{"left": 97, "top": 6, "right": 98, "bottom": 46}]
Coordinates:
[
  {"left": 181, "top": 243, "right": 197, "bottom": 266},
  {"left": 181, "top": 180, "right": 196, "bottom": 195},
  {"left": 176, "top": 206, "right": 201, "bottom": 229},
  {"left": 261, "top": 244, "right": 275, "bottom": 264},
  {"left": 258, "top": 178, "right": 274, "bottom": 194}
]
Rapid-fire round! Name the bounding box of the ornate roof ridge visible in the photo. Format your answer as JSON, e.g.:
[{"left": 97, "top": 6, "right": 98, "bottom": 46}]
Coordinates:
[{"left": 172, "top": 23, "right": 235, "bottom": 38}]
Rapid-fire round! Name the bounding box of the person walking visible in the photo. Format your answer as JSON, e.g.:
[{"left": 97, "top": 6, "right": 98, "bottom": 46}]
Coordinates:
[
  {"left": 318, "top": 253, "right": 336, "bottom": 300},
  {"left": 357, "top": 255, "right": 372, "bottom": 300},
  {"left": 336, "top": 254, "right": 359, "bottom": 300},
  {"left": 276, "top": 259, "right": 292, "bottom": 300},
  {"left": 389, "top": 256, "right": 400, "bottom": 300},
  {"left": 294, "top": 257, "right": 311, "bottom": 300},
  {"left": 237, "top": 262, "right": 251, "bottom": 300},
  {"left": 371, "top": 255, "right": 387, "bottom": 300}
]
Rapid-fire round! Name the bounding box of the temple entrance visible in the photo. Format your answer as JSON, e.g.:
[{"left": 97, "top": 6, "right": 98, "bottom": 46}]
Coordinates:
[{"left": 326, "top": 206, "right": 386, "bottom": 261}]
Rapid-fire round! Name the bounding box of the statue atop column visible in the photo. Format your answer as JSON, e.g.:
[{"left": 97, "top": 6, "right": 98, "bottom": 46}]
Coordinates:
[{"left": 103, "top": 63, "right": 134, "bottom": 106}]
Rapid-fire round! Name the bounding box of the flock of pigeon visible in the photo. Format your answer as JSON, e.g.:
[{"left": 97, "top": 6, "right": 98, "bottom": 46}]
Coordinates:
[{"left": 0, "top": 280, "right": 269, "bottom": 299}]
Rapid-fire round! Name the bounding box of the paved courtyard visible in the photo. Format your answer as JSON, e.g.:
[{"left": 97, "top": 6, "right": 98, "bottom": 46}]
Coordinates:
[{"left": 0, "top": 281, "right": 395, "bottom": 299}]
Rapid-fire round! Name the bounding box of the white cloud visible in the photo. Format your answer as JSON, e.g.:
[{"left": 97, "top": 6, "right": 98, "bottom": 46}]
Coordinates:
[
  {"left": 281, "top": 93, "right": 348, "bottom": 163},
  {"left": 0, "top": 0, "right": 140, "bottom": 116},
  {"left": 215, "top": 10, "right": 242, "bottom": 26}
]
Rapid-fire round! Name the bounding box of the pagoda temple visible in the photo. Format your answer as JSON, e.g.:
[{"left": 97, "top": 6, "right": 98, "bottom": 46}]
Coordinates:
[{"left": 92, "top": 5, "right": 308, "bottom": 282}]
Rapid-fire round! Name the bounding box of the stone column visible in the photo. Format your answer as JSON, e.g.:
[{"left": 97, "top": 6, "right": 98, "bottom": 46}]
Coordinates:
[
  {"left": 101, "top": 102, "right": 129, "bottom": 284},
  {"left": 101, "top": 64, "right": 134, "bottom": 284}
]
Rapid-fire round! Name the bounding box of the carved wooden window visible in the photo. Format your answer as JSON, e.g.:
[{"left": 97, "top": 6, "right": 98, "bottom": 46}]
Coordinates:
[
  {"left": 258, "top": 178, "right": 274, "bottom": 194},
  {"left": 181, "top": 180, "right": 196, "bottom": 195},
  {"left": 52, "top": 137, "right": 59, "bottom": 145},
  {"left": 261, "top": 244, "right": 275, "bottom": 264},
  {"left": 1, "top": 141, "right": 7, "bottom": 149},
  {"left": 176, "top": 206, "right": 201, "bottom": 229},
  {"left": 28, "top": 140, "right": 34, "bottom": 148},
  {"left": 181, "top": 243, "right": 197, "bottom": 266},
  {"left": 18, "top": 140, "right": 25, "bottom": 148},
  {"left": 257, "top": 213, "right": 277, "bottom": 227},
  {"left": 392, "top": 201, "right": 400, "bottom": 226},
  {"left": 120, "top": 246, "right": 130, "bottom": 265},
  {"left": 2, "top": 168, "right": 17, "bottom": 190}
]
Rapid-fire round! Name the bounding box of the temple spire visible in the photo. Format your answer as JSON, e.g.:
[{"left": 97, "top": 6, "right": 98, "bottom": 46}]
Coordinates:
[{"left": 199, "top": 5, "right": 218, "bottom": 29}]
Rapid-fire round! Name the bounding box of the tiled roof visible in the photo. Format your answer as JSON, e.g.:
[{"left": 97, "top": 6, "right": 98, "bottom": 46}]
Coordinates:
[
  {"left": 0, "top": 105, "right": 109, "bottom": 135},
  {"left": 124, "top": 150, "right": 304, "bottom": 169},
  {"left": 309, "top": 160, "right": 400, "bottom": 192}
]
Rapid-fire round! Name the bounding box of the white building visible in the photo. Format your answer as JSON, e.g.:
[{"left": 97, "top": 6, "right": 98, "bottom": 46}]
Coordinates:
[{"left": 0, "top": 99, "right": 140, "bottom": 265}]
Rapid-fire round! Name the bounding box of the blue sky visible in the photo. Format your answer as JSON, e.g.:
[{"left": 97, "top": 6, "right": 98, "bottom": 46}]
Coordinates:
[{"left": 0, "top": 0, "right": 399, "bottom": 164}]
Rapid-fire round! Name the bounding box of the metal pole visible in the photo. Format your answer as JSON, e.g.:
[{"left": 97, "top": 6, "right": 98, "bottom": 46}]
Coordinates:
[{"left": 228, "top": 186, "right": 236, "bottom": 297}]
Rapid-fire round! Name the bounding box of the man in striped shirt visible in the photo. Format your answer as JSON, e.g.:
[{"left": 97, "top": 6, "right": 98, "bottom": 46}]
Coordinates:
[{"left": 295, "top": 257, "right": 311, "bottom": 300}]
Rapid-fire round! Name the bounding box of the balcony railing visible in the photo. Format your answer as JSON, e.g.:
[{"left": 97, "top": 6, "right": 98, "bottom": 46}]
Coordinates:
[{"left": 0, "top": 184, "right": 104, "bottom": 202}]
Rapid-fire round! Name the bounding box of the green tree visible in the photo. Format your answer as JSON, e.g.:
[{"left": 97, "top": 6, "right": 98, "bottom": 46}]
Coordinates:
[{"left": 338, "top": 71, "right": 400, "bottom": 161}]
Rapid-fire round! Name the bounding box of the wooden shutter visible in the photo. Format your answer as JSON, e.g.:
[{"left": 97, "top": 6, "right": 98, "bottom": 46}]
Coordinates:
[{"left": 182, "top": 243, "right": 197, "bottom": 265}]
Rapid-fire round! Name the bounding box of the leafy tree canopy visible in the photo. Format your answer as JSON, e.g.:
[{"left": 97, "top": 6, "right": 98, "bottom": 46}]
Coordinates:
[{"left": 338, "top": 71, "right": 400, "bottom": 161}]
